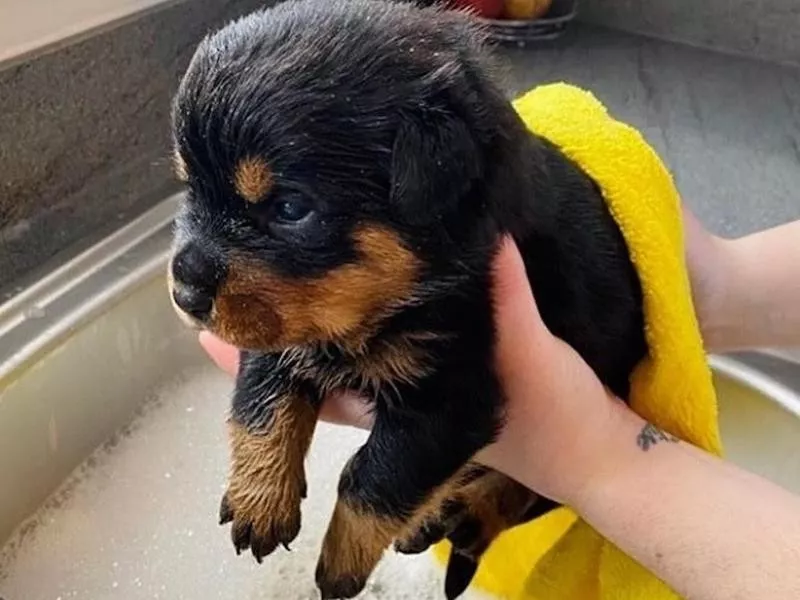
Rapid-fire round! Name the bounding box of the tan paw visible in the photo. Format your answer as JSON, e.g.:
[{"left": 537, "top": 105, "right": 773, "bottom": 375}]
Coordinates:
[
  {"left": 315, "top": 500, "right": 398, "bottom": 599},
  {"left": 222, "top": 420, "right": 310, "bottom": 562}
]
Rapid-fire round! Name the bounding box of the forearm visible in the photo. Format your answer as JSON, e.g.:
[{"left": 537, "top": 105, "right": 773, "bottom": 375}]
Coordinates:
[
  {"left": 703, "top": 219, "right": 800, "bottom": 352},
  {"left": 569, "top": 408, "right": 800, "bottom": 600}
]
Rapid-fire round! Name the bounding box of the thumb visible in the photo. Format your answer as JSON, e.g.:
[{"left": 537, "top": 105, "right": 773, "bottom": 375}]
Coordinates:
[{"left": 491, "top": 237, "right": 553, "bottom": 378}]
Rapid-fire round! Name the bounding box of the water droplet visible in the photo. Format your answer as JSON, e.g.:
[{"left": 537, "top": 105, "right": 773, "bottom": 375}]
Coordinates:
[
  {"left": 164, "top": 472, "right": 171, "bottom": 479},
  {"left": 111, "top": 582, "right": 118, "bottom": 589},
  {"left": 185, "top": 407, "right": 194, "bottom": 413}
]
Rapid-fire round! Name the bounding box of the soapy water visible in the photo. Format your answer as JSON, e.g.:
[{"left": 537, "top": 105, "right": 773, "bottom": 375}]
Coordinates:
[{"left": 0, "top": 367, "right": 488, "bottom": 600}]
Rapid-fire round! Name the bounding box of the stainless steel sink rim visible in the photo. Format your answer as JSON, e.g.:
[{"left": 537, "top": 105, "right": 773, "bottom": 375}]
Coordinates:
[
  {"left": 0, "top": 195, "right": 179, "bottom": 384},
  {"left": 710, "top": 355, "right": 800, "bottom": 419}
]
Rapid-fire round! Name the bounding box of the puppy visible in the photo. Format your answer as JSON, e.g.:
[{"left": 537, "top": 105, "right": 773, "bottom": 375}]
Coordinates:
[{"left": 168, "top": 0, "right": 646, "bottom": 598}]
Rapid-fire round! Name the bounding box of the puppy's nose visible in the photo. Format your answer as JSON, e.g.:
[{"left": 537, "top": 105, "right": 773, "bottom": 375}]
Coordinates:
[
  {"left": 172, "top": 243, "right": 222, "bottom": 288},
  {"left": 170, "top": 243, "right": 223, "bottom": 321},
  {"left": 173, "top": 286, "right": 214, "bottom": 321}
]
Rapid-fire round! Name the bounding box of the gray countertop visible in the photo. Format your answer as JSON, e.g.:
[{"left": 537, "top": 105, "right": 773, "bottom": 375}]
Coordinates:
[
  {"left": 1, "top": 19, "right": 798, "bottom": 293},
  {"left": 498, "top": 25, "right": 800, "bottom": 237}
]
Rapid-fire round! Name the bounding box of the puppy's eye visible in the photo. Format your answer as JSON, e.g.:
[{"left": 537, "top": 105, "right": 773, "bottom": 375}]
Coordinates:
[{"left": 273, "top": 197, "right": 312, "bottom": 223}]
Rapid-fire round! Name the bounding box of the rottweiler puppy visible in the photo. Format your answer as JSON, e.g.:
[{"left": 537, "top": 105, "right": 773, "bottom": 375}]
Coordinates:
[{"left": 167, "top": 0, "right": 646, "bottom": 598}]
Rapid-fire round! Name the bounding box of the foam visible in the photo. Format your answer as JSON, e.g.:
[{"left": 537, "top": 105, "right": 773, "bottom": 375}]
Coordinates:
[{"left": 0, "top": 367, "right": 487, "bottom": 599}]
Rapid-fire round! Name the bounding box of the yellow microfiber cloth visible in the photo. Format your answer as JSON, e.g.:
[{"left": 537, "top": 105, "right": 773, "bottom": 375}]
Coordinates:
[{"left": 432, "top": 82, "right": 724, "bottom": 599}]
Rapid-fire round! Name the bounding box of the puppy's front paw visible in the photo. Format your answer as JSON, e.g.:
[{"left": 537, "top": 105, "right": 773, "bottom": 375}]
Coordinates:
[
  {"left": 219, "top": 482, "right": 303, "bottom": 562},
  {"left": 222, "top": 422, "right": 309, "bottom": 562},
  {"left": 315, "top": 499, "right": 398, "bottom": 599},
  {"left": 315, "top": 566, "right": 367, "bottom": 600}
]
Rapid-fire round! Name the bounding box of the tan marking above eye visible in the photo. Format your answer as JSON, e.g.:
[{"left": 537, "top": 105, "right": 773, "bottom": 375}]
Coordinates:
[
  {"left": 173, "top": 150, "right": 188, "bottom": 183},
  {"left": 234, "top": 156, "right": 274, "bottom": 203}
]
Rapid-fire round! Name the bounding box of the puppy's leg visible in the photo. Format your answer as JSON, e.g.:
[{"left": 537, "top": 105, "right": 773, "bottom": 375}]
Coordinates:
[
  {"left": 394, "top": 464, "right": 489, "bottom": 555},
  {"left": 394, "top": 465, "right": 558, "bottom": 598},
  {"left": 442, "top": 470, "right": 558, "bottom": 599},
  {"left": 220, "top": 352, "right": 319, "bottom": 562},
  {"left": 315, "top": 376, "right": 498, "bottom": 599}
]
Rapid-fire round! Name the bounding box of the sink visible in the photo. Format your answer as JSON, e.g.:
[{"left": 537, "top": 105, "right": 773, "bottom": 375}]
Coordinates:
[
  {"left": 1, "top": 196, "right": 799, "bottom": 599},
  {"left": 711, "top": 355, "right": 800, "bottom": 494}
]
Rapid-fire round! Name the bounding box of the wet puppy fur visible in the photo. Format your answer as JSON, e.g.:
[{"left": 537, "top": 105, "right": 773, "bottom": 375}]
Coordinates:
[{"left": 169, "top": 0, "right": 646, "bottom": 598}]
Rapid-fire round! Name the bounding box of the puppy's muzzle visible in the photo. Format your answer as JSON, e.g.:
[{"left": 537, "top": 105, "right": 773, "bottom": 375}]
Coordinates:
[{"left": 170, "top": 243, "right": 224, "bottom": 322}]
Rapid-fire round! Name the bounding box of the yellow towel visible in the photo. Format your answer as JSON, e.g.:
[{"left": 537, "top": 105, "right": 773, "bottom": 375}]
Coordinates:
[{"left": 432, "top": 83, "right": 723, "bottom": 599}]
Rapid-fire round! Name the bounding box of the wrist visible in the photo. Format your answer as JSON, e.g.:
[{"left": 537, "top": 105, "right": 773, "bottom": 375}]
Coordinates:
[
  {"left": 561, "top": 403, "right": 649, "bottom": 509},
  {"left": 697, "top": 232, "right": 785, "bottom": 353},
  {"left": 691, "top": 234, "right": 746, "bottom": 353}
]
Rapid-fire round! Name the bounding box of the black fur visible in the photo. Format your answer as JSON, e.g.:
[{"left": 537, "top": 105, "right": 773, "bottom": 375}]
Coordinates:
[{"left": 170, "top": 0, "right": 646, "bottom": 597}]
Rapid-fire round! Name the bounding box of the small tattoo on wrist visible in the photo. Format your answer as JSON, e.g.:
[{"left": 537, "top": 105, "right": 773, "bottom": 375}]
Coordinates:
[{"left": 636, "top": 423, "right": 678, "bottom": 451}]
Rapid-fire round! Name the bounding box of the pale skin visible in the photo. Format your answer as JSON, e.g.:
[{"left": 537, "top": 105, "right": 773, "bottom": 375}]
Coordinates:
[{"left": 201, "top": 209, "right": 800, "bottom": 600}]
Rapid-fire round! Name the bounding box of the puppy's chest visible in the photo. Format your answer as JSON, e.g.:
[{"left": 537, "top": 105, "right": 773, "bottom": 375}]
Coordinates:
[{"left": 280, "top": 332, "right": 443, "bottom": 399}]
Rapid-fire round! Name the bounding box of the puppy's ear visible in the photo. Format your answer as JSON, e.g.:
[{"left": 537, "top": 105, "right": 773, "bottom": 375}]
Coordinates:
[{"left": 390, "top": 106, "right": 483, "bottom": 224}]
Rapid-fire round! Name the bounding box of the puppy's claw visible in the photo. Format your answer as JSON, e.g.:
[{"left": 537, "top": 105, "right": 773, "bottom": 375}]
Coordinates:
[
  {"left": 232, "top": 521, "right": 252, "bottom": 555},
  {"left": 445, "top": 551, "right": 479, "bottom": 600},
  {"left": 250, "top": 532, "right": 279, "bottom": 564},
  {"left": 219, "top": 494, "right": 234, "bottom": 525}
]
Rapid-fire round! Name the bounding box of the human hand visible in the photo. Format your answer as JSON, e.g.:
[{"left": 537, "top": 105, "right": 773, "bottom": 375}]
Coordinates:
[{"left": 475, "top": 238, "right": 636, "bottom": 503}]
